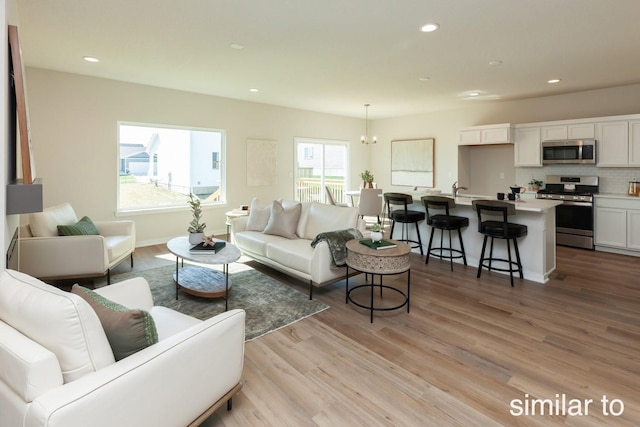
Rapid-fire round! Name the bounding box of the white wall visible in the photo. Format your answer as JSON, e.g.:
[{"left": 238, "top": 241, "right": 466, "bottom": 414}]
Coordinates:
[{"left": 25, "top": 68, "right": 371, "bottom": 246}]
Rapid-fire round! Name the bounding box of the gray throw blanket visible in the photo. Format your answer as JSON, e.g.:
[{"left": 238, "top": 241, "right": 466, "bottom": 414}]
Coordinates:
[{"left": 310, "top": 228, "right": 363, "bottom": 267}]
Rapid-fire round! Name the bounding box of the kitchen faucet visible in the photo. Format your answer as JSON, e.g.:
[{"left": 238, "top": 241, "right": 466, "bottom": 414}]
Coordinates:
[{"left": 452, "top": 181, "right": 468, "bottom": 198}]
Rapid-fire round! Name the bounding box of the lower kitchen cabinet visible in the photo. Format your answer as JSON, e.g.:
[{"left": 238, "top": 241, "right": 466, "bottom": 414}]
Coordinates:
[{"left": 595, "top": 196, "right": 640, "bottom": 254}]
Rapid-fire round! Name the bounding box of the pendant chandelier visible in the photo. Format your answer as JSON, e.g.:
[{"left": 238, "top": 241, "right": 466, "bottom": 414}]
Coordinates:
[{"left": 360, "top": 103, "right": 377, "bottom": 144}]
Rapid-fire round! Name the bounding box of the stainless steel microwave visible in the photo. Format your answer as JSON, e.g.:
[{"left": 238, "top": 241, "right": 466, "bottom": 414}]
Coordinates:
[{"left": 541, "top": 139, "right": 596, "bottom": 164}]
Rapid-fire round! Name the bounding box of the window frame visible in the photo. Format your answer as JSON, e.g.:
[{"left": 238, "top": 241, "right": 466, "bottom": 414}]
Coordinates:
[
  {"left": 116, "top": 121, "right": 227, "bottom": 215},
  {"left": 294, "top": 137, "right": 350, "bottom": 204}
]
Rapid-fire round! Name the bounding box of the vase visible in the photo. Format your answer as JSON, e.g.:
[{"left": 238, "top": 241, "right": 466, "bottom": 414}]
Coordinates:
[
  {"left": 189, "top": 232, "right": 204, "bottom": 245},
  {"left": 370, "top": 231, "right": 383, "bottom": 243}
]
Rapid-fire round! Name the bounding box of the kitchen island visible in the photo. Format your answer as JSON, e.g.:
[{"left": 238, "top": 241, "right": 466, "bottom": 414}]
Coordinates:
[{"left": 396, "top": 194, "right": 563, "bottom": 284}]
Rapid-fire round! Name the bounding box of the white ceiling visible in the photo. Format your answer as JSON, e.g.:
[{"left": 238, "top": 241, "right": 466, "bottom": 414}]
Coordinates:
[{"left": 15, "top": 0, "right": 640, "bottom": 119}]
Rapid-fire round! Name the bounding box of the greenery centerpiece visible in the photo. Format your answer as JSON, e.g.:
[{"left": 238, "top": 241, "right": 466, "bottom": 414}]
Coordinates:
[
  {"left": 528, "top": 178, "right": 543, "bottom": 191},
  {"left": 370, "top": 222, "right": 383, "bottom": 242},
  {"left": 360, "top": 170, "right": 374, "bottom": 188},
  {"left": 187, "top": 193, "right": 206, "bottom": 244}
]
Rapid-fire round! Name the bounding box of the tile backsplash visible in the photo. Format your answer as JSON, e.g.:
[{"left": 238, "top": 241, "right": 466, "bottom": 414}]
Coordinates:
[{"left": 516, "top": 165, "right": 640, "bottom": 194}]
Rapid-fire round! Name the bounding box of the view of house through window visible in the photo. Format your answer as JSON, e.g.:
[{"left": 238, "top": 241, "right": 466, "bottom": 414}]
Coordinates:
[
  {"left": 295, "top": 138, "right": 349, "bottom": 204},
  {"left": 118, "top": 123, "right": 225, "bottom": 212}
]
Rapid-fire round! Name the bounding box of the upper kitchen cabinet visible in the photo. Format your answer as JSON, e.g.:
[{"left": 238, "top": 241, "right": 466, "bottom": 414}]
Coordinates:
[
  {"left": 541, "top": 123, "right": 595, "bottom": 141},
  {"left": 514, "top": 127, "right": 542, "bottom": 167},
  {"left": 596, "top": 121, "right": 631, "bottom": 167},
  {"left": 459, "top": 123, "right": 513, "bottom": 145},
  {"left": 629, "top": 120, "right": 640, "bottom": 165}
]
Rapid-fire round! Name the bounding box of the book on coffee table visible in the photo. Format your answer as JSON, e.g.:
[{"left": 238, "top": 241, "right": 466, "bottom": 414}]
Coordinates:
[
  {"left": 359, "top": 239, "right": 397, "bottom": 250},
  {"left": 190, "top": 241, "right": 226, "bottom": 253}
]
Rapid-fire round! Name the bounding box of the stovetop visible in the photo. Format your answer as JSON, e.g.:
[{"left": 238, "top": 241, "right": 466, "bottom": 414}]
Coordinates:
[{"left": 535, "top": 175, "right": 598, "bottom": 202}]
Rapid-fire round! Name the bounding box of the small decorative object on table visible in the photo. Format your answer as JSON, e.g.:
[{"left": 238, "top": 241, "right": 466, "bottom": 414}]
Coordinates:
[
  {"left": 190, "top": 233, "right": 226, "bottom": 253},
  {"left": 528, "top": 178, "right": 543, "bottom": 192},
  {"left": 370, "top": 223, "right": 383, "bottom": 242},
  {"left": 360, "top": 170, "right": 374, "bottom": 189},
  {"left": 359, "top": 239, "right": 397, "bottom": 250},
  {"left": 187, "top": 193, "right": 206, "bottom": 244}
]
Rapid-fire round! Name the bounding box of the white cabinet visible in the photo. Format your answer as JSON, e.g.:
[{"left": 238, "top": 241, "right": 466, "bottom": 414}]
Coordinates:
[
  {"left": 459, "top": 124, "right": 512, "bottom": 145},
  {"left": 595, "top": 196, "right": 640, "bottom": 254},
  {"left": 596, "top": 121, "right": 629, "bottom": 166},
  {"left": 540, "top": 123, "right": 595, "bottom": 141},
  {"left": 629, "top": 120, "right": 640, "bottom": 166},
  {"left": 514, "top": 127, "right": 542, "bottom": 166}
]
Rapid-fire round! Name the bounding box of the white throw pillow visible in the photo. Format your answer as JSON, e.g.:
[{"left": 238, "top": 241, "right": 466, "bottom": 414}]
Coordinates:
[
  {"left": 246, "top": 198, "right": 271, "bottom": 231},
  {"left": 263, "top": 200, "right": 301, "bottom": 239}
]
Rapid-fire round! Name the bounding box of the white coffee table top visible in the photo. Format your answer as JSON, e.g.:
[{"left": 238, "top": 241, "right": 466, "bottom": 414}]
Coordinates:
[{"left": 167, "top": 236, "right": 241, "bottom": 264}]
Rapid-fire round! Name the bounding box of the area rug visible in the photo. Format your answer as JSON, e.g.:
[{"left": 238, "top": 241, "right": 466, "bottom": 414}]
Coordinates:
[{"left": 95, "top": 264, "right": 329, "bottom": 340}]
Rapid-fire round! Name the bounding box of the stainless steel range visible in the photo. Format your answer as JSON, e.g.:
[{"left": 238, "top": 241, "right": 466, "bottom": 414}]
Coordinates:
[{"left": 535, "top": 175, "right": 599, "bottom": 249}]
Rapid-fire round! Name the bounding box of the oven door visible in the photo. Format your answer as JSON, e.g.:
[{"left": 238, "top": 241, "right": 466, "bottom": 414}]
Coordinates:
[{"left": 555, "top": 201, "right": 594, "bottom": 249}]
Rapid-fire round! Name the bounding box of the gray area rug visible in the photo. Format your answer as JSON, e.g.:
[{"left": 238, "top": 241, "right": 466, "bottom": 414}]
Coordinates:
[{"left": 96, "top": 264, "right": 329, "bottom": 340}]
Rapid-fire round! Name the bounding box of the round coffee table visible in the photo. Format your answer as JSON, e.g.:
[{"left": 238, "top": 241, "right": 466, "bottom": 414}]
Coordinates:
[
  {"left": 345, "top": 238, "right": 411, "bottom": 323},
  {"left": 166, "top": 236, "right": 242, "bottom": 310}
]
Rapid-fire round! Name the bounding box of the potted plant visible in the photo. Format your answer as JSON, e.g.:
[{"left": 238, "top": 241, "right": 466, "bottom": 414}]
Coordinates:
[
  {"left": 528, "top": 178, "right": 544, "bottom": 192},
  {"left": 360, "top": 170, "right": 374, "bottom": 188},
  {"left": 370, "top": 223, "right": 383, "bottom": 242},
  {"left": 187, "top": 193, "right": 206, "bottom": 244}
]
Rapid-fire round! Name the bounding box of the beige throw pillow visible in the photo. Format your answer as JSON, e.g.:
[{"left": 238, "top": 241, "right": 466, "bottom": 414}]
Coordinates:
[
  {"left": 263, "top": 200, "right": 301, "bottom": 239},
  {"left": 246, "top": 198, "right": 271, "bottom": 231}
]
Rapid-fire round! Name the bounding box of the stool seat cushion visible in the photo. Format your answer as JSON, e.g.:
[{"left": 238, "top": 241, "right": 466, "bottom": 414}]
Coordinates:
[
  {"left": 428, "top": 214, "right": 469, "bottom": 230},
  {"left": 390, "top": 210, "right": 425, "bottom": 223},
  {"left": 480, "top": 221, "right": 528, "bottom": 238}
]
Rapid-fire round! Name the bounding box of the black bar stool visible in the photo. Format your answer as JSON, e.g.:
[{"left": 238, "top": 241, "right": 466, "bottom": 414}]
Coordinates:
[
  {"left": 384, "top": 193, "right": 425, "bottom": 254},
  {"left": 472, "top": 200, "right": 528, "bottom": 287},
  {"left": 421, "top": 196, "right": 469, "bottom": 271}
]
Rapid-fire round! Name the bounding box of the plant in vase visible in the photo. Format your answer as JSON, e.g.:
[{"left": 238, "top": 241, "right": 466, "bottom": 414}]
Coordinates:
[
  {"left": 360, "top": 170, "right": 374, "bottom": 188},
  {"left": 370, "top": 223, "right": 383, "bottom": 242},
  {"left": 528, "top": 178, "right": 543, "bottom": 192},
  {"left": 187, "top": 193, "right": 206, "bottom": 244}
]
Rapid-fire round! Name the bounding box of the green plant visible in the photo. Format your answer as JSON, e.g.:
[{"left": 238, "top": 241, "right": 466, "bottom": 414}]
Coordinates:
[
  {"left": 528, "top": 178, "right": 543, "bottom": 187},
  {"left": 187, "top": 193, "right": 206, "bottom": 233},
  {"left": 360, "top": 170, "right": 374, "bottom": 183},
  {"left": 370, "top": 223, "right": 381, "bottom": 232}
]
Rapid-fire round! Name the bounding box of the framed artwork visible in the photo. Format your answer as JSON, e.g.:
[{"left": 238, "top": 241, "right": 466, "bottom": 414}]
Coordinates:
[
  {"left": 8, "top": 25, "right": 35, "bottom": 184},
  {"left": 391, "top": 138, "right": 435, "bottom": 187},
  {"left": 246, "top": 139, "right": 277, "bottom": 186}
]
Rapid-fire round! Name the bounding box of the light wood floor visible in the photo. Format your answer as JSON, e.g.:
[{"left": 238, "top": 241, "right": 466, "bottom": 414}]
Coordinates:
[{"left": 118, "top": 242, "right": 640, "bottom": 426}]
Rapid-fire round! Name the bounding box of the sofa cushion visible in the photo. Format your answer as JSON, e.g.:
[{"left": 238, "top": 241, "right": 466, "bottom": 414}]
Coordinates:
[
  {"left": 263, "top": 200, "right": 301, "bottom": 239},
  {"left": 72, "top": 285, "right": 159, "bottom": 361},
  {"left": 303, "top": 203, "right": 359, "bottom": 240},
  {"left": 246, "top": 198, "right": 271, "bottom": 231},
  {"left": 0, "top": 270, "right": 115, "bottom": 383},
  {"left": 233, "top": 230, "right": 281, "bottom": 257},
  {"left": 29, "top": 203, "right": 79, "bottom": 237},
  {"left": 57, "top": 216, "right": 100, "bottom": 236},
  {"left": 265, "top": 239, "right": 314, "bottom": 273}
]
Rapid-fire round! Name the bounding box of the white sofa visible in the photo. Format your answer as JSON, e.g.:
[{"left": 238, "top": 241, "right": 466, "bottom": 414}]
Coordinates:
[
  {"left": 0, "top": 269, "right": 245, "bottom": 427},
  {"left": 18, "top": 203, "right": 136, "bottom": 284},
  {"left": 230, "top": 200, "right": 363, "bottom": 298}
]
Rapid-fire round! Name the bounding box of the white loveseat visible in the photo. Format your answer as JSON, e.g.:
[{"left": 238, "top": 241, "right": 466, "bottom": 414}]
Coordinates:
[
  {"left": 0, "top": 269, "right": 245, "bottom": 427},
  {"left": 230, "top": 200, "right": 363, "bottom": 298},
  {"left": 18, "top": 203, "right": 136, "bottom": 284}
]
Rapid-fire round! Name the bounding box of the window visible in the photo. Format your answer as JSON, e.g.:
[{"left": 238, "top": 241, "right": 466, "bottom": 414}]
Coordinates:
[
  {"left": 118, "top": 122, "right": 225, "bottom": 212},
  {"left": 295, "top": 138, "right": 349, "bottom": 203}
]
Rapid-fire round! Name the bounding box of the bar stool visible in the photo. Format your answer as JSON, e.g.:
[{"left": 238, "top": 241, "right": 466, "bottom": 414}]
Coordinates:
[
  {"left": 384, "top": 193, "right": 425, "bottom": 254},
  {"left": 472, "top": 200, "right": 528, "bottom": 287},
  {"left": 421, "top": 195, "right": 469, "bottom": 271}
]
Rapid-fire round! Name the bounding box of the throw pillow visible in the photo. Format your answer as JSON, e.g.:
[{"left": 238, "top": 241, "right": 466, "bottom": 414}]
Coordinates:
[
  {"left": 246, "top": 198, "right": 271, "bottom": 231},
  {"left": 71, "top": 285, "right": 159, "bottom": 361},
  {"left": 58, "top": 216, "right": 99, "bottom": 236},
  {"left": 263, "top": 200, "right": 301, "bottom": 239}
]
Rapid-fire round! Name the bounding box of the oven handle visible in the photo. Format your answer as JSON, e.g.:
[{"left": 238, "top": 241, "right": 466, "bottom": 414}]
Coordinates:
[{"left": 559, "top": 201, "right": 593, "bottom": 207}]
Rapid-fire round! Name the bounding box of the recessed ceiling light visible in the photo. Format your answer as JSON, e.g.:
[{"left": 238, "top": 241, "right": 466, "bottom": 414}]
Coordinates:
[
  {"left": 468, "top": 92, "right": 480, "bottom": 97},
  {"left": 249, "top": 88, "right": 259, "bottom": 92},
  {"left": 83, "top": 56, "right": 99, "bottom": 63},
  {"left": 489, "top": 60, "right": 502, "bottom": 66},
  {"left": 419, "top": 77, "right": 431, "bottom": 81},
  {"left": 230, "top": 43, "right": 244, "bottom": 50},
  {"left": 548, "top": 78, "right": 561, "bottom": 84},
  {"left": 420, "top": 23, "right": 440, "bottom": 33}
]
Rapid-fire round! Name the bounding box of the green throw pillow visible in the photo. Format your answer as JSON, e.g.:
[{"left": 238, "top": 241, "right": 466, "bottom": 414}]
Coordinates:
[
  {"left": 71, "top": 284, "right": 159, "bottom": 361},
  {"left": 58, "top": 216, "right": 100, "bottom": 236}
]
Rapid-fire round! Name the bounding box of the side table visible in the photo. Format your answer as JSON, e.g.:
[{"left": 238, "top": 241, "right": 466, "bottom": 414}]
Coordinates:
[
  {"left": 225, "top": 209, "right": 249, "bottom": 239},
  {"left": 345, "top": 239, "right": 411, "bottom": 323}
]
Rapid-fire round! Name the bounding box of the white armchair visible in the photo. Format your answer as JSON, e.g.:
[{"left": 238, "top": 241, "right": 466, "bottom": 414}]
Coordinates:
[{"left": 18, "top": 203, "right": 135, "bottom": 284}]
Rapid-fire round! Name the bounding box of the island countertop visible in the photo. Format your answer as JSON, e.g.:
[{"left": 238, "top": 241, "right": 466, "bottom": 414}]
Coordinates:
[{"left": 408, "top": 192, "right": 563, "bottom": 212}]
